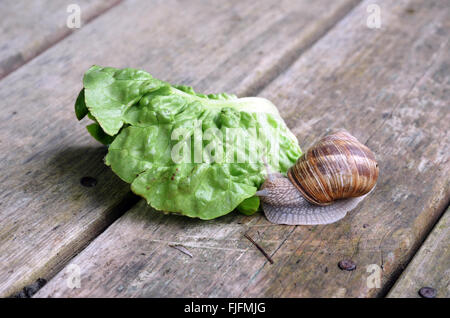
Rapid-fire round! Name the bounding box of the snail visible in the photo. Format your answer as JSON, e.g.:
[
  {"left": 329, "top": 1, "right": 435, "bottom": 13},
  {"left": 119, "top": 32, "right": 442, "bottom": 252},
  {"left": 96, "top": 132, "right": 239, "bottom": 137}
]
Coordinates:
[{"left": 256, "top": 131, "right": 379, "bottom": 225}]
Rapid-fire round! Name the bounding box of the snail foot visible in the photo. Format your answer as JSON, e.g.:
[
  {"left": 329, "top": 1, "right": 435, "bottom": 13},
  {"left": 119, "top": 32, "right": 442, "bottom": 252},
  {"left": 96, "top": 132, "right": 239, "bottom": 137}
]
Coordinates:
[{"left": 262, "top": 194, "right": 368, "bottom": 225}]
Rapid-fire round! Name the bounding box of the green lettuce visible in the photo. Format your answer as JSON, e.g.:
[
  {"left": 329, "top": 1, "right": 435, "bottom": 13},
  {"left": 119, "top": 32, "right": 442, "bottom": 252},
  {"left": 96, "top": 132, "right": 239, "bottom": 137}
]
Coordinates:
[{"left": 76, "top": 65, "right": 301, "bottom": 219}]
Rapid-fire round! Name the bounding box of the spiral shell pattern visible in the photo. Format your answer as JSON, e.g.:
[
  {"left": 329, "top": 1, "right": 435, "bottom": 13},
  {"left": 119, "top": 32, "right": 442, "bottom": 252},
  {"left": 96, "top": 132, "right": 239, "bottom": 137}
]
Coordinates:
[{"left": 288, "top": 131, "right": 378, "bottom": 205}]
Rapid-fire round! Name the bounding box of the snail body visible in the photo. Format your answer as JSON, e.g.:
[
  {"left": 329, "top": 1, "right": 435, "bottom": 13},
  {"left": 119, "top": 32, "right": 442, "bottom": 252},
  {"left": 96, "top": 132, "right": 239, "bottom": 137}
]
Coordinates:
[{"left": 257, "top": 131, "right": 378, "bottom": 225}]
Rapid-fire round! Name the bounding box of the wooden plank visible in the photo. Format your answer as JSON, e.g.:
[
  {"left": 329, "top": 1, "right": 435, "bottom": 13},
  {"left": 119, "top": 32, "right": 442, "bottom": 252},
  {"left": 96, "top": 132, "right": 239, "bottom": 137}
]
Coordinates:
[
  {"left": 0, "top": 0, "right": 121, "bottom": 79},
  {"left": 35, "top": 0, "right": 450, "bottom": 298},
  {"left": 0, "top": 0, "right": 361, "bottom": 297},
  {"left": 387, "top": 208, "right": 449, "bottom": 298}
]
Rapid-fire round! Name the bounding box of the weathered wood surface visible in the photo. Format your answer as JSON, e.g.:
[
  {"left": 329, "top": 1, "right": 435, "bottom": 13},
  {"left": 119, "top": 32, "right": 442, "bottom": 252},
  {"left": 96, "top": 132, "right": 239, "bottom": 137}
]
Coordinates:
[
  {"left": 387, "top": 208, "right": 449, "bottom": 298},
  {"left": 0, "top": 0, "right": 361, "bottom": 297},
  {"left": 35, "top": 0, "right": 450, "bottom": 298},
  {"left": 0, "top": 0, "right": 121, "bottom": 79}
]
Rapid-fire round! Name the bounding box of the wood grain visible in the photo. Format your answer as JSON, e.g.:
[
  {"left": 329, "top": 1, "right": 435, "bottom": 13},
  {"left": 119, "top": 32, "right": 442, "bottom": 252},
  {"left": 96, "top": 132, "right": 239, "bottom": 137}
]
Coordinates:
[
  {"left": 35, "top": 0, "right": 450, "bottom": 298},
  {"left": 387, "top": 208, "right": 449, "bottom": 298},
  {"left": 0, "top": 0, "right": 361, "bottom": 297},
  {"left": 0, "top": 0, "right": 121, "bottom": 79}
]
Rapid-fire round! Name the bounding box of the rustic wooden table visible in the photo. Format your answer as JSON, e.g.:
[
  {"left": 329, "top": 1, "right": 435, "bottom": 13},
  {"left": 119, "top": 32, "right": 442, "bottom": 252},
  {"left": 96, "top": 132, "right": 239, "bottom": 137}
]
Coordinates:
[{"left": 0, "top": 0, "right": 448, "bottom": 298}]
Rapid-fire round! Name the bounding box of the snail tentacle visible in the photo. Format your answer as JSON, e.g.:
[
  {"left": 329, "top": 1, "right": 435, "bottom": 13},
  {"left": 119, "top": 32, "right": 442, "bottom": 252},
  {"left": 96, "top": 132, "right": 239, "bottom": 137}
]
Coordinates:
[
  {"left": 261, "top": 156, "right": 283, "bottom": 182},
  {"left": 255, "top": 189, "right": 269, "bottom": 196}
]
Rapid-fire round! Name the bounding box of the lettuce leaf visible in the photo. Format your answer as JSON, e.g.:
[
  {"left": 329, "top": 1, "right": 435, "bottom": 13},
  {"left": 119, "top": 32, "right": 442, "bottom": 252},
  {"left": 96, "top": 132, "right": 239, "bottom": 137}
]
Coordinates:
[
  {"left": 237, "top": 196, "right": 261, "bottom": 216},
  {"left": 76, "top": 65, "right": 302, "bottom": 219}
]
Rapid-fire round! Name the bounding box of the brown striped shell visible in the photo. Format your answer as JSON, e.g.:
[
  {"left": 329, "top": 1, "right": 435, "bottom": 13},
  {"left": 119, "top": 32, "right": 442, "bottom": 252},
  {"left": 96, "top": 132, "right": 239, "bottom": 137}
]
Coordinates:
[{"left": 287, "top": 131, "right": 379, "bottom": 206}]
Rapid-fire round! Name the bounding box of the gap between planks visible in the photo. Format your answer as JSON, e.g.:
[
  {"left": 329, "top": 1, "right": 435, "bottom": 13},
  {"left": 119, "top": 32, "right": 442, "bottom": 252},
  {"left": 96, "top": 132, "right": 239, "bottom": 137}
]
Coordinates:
[{"left": 385, "top": 204, "right": 450, "bottom": 298}]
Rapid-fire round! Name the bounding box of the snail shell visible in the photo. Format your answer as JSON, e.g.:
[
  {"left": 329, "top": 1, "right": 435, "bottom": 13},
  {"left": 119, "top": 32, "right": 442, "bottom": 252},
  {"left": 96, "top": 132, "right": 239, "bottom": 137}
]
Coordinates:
[
  {"left": 288, "top": 131, "right": 378, "bottom": 205},
  {"left": 258, "top": 131, "right": 378, "bottom": 225}
]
